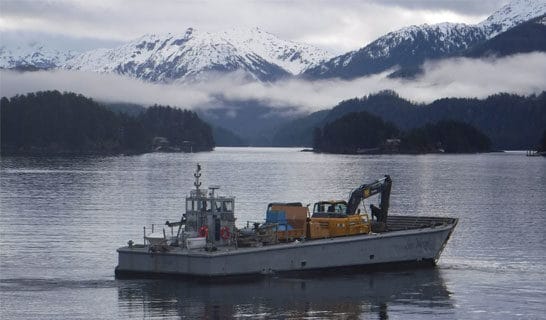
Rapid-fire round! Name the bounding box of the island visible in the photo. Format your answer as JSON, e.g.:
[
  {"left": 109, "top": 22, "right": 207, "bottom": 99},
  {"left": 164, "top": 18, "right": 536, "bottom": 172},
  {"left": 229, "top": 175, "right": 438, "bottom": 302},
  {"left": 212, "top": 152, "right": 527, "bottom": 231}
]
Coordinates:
[
  {"left": 0, "top": 91, "right": 214, "bottom": 155},
  {"left": 312, "top": 111, "right": 492, "bottom": 154}
]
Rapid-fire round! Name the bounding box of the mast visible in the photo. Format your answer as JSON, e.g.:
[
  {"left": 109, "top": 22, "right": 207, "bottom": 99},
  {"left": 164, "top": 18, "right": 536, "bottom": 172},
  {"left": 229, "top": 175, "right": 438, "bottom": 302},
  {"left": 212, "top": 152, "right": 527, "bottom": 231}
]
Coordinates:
[{"left": 194, "top": 163, "right": 202, "bottom": 192}]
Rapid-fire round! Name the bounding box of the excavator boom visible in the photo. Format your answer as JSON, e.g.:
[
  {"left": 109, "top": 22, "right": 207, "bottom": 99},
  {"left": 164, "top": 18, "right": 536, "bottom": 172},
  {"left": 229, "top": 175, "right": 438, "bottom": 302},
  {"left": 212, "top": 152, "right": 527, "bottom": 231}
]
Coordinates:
[{"left": 346, "top": 175, "right": 392, "bottom": 220}]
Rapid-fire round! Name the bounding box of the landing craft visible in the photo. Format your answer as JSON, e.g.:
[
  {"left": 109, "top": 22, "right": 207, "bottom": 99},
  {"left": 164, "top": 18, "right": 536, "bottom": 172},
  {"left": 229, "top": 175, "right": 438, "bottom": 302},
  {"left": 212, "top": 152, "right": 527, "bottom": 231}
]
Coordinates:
[{"left": 116, "top": 164, "right": 457, "bottom": 278}]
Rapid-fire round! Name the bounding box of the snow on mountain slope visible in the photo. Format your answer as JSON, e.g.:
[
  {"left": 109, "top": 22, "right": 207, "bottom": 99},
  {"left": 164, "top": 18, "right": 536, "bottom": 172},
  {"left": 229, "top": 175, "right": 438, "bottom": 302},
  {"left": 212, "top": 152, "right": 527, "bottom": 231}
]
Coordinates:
[
  {"left": 218, "top": 27, "right": 332, "bottom": 74},
  {"left": 479, "top": 0, "right": 546, "bottom": 37},
  {"left": 304, "top": 22, "right": 488, "bottom": 79},
  {"left": 361, "top": 22, "right": 486, "bottom": 60},
  {"left": 0, "top": 43, "right": 76, "bottom": 69},
  {"left": 64, "top": 27, "right": 333, "bottom": 82},
  {"left": 304, "top": 0, "right": 546, "bottom": 79}
]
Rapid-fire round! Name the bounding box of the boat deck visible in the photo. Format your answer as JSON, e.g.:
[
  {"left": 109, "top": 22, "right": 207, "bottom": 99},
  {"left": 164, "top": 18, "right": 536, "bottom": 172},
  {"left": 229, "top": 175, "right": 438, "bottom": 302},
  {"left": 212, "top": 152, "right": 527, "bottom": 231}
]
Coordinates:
[
  {"left": 387, "top": 215, "right": 457, "bottom": 231},
  {"left": 120, "top": 215, "right": 457, "bottom": 256}
]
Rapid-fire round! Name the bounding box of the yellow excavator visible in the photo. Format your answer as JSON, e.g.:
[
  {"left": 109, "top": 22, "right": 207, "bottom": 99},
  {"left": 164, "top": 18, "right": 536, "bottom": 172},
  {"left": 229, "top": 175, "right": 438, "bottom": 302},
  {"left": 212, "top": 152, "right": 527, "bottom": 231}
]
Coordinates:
[
  {"left": 259, "top": 176, "right": 392, "bottom": 242},
  {"left": 308, "top": 175, "right": 392, "bottom": 239}
]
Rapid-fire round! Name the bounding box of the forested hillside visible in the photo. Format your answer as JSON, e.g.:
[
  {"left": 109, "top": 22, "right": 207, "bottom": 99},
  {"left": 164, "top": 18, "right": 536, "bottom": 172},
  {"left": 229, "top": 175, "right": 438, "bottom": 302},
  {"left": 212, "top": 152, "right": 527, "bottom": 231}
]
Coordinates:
[
  {"left": 274, "top": 91, "right": 546, "bottom": 150},
  {"left": 313, "top": 111, "right": 398, "bottom": 154},
  {"left": 1, "top": 91, "right": 214, "bottom": 155},
  {"left": 400, "top": 120, "right": 491, "bottom": 153},
  {"left": 313, "top": 110, "right": 491, "bottom": 154}
]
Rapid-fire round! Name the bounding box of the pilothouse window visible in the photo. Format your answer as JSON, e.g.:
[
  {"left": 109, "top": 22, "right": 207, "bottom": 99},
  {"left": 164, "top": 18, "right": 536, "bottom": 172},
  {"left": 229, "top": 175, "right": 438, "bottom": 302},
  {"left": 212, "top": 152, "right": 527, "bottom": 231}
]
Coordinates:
[
  {"left": 223, "top": 201, "right": 233, "bottom": 212},
  {"left": 195, "top": 200, "right": 205, "bottom": 211},
  {"left": 213, "top": 201, "right": 221, "bottom": 212}
]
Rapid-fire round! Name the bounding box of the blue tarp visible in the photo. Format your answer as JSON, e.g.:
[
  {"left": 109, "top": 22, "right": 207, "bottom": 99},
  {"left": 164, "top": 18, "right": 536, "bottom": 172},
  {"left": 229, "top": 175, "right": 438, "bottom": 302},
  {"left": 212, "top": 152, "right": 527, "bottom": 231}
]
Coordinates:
[
  {"left": 266, "top": 211, "right": 287, "bottom": 223},
  {"left": 266, "top": 210, "right": 293, "bottom": 230}
]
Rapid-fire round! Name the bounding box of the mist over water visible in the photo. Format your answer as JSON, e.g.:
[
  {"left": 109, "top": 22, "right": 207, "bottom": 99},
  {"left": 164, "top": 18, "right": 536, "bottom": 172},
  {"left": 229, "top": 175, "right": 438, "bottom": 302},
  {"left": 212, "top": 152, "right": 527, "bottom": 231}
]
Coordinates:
[
  {"left": 1, "top": 148, "right": 545, "bottom": 319},
  {"left": 2, "top": 52, "right": 545, "bottom": 112}
]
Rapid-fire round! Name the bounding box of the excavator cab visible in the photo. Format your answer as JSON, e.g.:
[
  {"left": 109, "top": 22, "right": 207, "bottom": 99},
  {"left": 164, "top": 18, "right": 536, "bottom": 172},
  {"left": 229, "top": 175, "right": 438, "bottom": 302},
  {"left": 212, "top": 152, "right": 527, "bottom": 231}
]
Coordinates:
[
  {"left": 312, "top": 200, "right": 347, "bottom": 218},
  {"left": 308, "top": 200, "right": 370, "bottom": 239}
]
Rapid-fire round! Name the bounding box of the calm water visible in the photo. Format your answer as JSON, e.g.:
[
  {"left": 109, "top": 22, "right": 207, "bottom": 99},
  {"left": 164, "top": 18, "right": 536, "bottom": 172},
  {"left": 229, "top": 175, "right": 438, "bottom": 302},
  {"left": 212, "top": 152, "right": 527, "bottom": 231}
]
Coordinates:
[{"left": 1, "top": 148, "right": 545, "bottom": 319}]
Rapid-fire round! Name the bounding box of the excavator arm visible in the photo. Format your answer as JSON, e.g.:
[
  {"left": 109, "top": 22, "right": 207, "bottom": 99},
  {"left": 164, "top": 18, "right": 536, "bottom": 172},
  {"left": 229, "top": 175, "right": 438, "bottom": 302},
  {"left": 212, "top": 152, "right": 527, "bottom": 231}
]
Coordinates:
[{"left": 346, "top": 175, "right": 392, "bottom": 224}]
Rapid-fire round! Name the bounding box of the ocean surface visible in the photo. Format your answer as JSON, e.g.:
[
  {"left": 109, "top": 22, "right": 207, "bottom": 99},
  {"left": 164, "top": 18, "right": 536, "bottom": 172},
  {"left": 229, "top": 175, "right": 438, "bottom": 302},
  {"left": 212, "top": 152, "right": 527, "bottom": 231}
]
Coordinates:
[{"left": 1, "top": 148, "right": 545, "bottom": 319}]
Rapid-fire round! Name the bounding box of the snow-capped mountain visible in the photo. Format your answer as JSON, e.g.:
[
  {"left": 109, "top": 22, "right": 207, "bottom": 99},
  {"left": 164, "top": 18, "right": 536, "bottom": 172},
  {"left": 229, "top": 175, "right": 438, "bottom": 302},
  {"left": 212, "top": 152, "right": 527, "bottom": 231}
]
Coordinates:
[
  {"left": 466, "top": 13, "right": 546, "bottom": 58},
  {"left": 479, "top": 0, "right": 546, "bottom": 37},
  {"left": 0, "top": 43, "right": 76, "bottom": 69},
  {"left": 304, "top": 0, "right": 546, "bottom": 79},
  {"left": 217, "top": 28, "right": 332, "bottom": 75},
  {"left": 304, "top": 22, "right": 488, "bottom": 79},
  {"left": 64, "top": 27, "right": 333, "bottom": 82}
]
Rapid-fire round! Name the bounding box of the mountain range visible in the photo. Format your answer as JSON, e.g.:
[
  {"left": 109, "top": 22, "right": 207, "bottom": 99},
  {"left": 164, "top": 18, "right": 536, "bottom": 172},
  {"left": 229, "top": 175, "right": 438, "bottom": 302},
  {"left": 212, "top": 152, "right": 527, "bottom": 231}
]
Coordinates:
[{"left": 2, "top": 0, "right": 545, "bottom": 83}]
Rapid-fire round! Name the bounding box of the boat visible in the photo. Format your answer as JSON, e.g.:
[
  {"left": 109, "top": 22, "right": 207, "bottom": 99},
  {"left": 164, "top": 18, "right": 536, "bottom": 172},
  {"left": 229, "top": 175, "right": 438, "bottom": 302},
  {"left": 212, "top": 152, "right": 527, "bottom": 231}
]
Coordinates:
[{"left": 115, "top": 164, "right": 458, "bottom": 278}]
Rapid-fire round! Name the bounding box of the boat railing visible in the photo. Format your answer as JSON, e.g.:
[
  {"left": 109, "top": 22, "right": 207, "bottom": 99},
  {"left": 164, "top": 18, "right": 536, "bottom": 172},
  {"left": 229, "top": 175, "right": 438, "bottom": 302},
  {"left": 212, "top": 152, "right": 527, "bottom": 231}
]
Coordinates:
[{"left": 142, "top": 224, "right": 181, "bottom": 246}]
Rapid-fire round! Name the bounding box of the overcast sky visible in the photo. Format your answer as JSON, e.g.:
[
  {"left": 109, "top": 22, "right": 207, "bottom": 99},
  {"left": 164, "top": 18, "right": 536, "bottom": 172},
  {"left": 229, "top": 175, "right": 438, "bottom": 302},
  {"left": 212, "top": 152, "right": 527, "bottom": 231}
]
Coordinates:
[{"left": 0, "top": 0, "right": 509, "bottom": 53}]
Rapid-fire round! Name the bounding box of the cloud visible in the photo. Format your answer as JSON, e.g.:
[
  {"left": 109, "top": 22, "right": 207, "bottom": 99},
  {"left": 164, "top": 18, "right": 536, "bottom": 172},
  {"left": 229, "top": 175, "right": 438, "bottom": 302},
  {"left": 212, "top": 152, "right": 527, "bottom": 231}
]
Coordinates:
[
  {"left": 376, "top": 0, "right": 506, "bottom": 15},
  {"left": 401, "top": 53, "right": 546, "bottom": 101},
  {"left": 1, "top": 53, "right": 545, "bottom": 113},
  {"left": 0, "top": 0, "right": 491, "bottom": 53},
  {"left": 215, "top": 53, "right": 546, "bottom": 110},
  {"left": 0, "top": 70, "right": 213, "bottom": 108}
]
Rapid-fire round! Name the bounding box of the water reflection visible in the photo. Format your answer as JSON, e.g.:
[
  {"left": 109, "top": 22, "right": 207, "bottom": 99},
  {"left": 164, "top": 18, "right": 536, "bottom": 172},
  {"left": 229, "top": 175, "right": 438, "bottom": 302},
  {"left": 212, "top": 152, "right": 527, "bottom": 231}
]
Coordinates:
[{"left": 117, "top": 269, "right": 453, "bottom": 319}]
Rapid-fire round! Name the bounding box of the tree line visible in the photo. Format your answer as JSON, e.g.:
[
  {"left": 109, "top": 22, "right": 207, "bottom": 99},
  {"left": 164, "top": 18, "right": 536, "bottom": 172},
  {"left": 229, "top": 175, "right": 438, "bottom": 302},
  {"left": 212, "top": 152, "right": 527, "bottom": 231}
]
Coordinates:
[
  {"left": 274, "top": 90, "right": 546, "bottom": 150},
  {"left": 313, "top": 110, "right": 492, "bottom": 154},
  {"left": 1, "top": 91, "right": 214, "bottom": 155}
]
